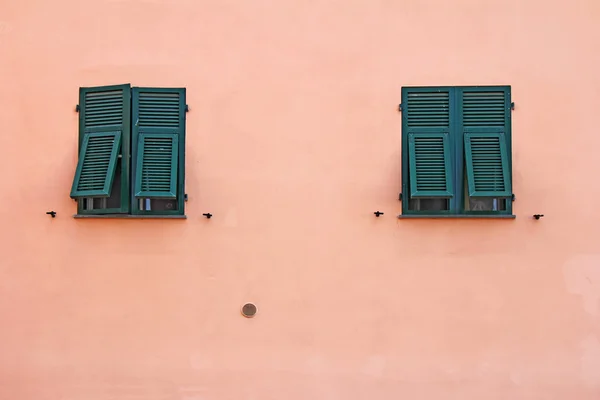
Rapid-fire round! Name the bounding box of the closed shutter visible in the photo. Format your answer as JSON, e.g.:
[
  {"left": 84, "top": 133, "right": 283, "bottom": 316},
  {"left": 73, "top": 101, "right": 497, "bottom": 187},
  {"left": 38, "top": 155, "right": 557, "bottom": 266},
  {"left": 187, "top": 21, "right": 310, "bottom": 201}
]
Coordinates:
[
  {"left": 408, "top": 133, "right": 453, "bottom": 198},
  {"left": 132, "top": 88, "right": 185, "bottom": 199},
  {"left": 404, "top": 89, "right": 454, "bottom": 198},
  {"left": 70, "top": 84, "right": 130, "bottom": 198},
  {"left": 135, "top": 133, "right": 179, "bottom": 198},
  {"left": 461, "top": 88, "right": 512, "bottom": 197}
]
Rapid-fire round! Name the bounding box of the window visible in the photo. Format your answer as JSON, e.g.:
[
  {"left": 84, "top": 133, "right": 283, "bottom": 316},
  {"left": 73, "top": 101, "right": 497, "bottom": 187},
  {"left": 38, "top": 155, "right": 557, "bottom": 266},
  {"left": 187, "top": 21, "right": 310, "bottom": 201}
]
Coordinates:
[
  {"left": 70, "top": 84, "right": 186, "bottom": 218},
  {"left": 401, "top": 86, "right": 513, "bottom": 217}
]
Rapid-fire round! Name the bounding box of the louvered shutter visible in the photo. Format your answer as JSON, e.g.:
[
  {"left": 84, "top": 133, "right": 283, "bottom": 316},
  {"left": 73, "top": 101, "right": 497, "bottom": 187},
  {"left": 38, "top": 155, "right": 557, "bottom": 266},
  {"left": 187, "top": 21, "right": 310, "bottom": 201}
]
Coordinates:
[
  {"left": 461, "top": 88, "right": 512, "bottom": 197},
  {"left": 135, "top": 133, "right": 179, "bottom": 198},
  {"left": 132, "top": 88, "right": 185, "bottom": 199},
  {"left": 404, "top": 89, "right": 454, "bottom": 198},
  {"left": 70, "top": 84, "right": 130, "bottom": 198}
]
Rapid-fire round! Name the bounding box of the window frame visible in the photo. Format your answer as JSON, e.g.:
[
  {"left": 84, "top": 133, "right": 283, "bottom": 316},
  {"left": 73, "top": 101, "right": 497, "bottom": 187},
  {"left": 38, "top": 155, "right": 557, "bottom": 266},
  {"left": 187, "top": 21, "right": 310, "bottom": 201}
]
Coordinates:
[
  {"left": 73, "top": 85, "right": 186, "bottom": 218},
  {"left": 401, "top": 85, "right": 513, "bottom": 218}
]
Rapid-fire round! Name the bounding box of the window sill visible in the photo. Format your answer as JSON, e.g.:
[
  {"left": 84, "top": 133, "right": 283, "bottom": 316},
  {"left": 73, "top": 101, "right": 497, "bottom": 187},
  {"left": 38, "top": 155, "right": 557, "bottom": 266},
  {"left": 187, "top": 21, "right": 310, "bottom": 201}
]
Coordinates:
[
  {"left": 398, "top": 214, "right": 515, "bottom": 219},
  {"left": 74, "top": 214, "right": 187, "bottom": 219}
]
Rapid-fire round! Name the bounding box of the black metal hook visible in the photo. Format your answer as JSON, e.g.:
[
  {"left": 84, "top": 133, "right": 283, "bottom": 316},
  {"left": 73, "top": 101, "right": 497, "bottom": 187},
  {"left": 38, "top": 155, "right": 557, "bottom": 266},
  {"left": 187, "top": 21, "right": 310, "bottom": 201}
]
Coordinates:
[
  {"left": 533, "top": 214, "right": 544, "bottom": 220},
  {"left": 202, "top": 213, "right": 213, "bottom": 219},
  {"left": 46, "top": 211, "right": 56, "bottom": 218},
  {"left": 374, "top": 211, "right": 384, "bottom": 217}
]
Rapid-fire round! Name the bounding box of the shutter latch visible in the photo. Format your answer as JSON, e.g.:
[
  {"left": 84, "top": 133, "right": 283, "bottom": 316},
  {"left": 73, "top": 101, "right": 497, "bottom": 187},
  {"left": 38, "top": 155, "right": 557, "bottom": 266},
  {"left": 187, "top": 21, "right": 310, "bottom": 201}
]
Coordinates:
[
  {"left": 75, "top": 105, "right": 80, "bottom": 112},
  {"left": 398, "top": 103, "right": 403, "bottom": 112}
]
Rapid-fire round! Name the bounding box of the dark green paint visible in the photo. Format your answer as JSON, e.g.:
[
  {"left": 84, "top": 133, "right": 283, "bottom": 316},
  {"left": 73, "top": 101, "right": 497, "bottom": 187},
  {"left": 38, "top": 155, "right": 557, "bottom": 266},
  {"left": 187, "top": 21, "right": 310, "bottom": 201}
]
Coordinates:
[
  {"left": 398, "top": 214, "right": 515, "bottom": 219},
  {"left": 76, "top": 84, "right": 131, "bottom": 214},
  {"left": 131, "top": 87, "right": 186, "bottom": 216},
  {"left": 464, "top": 132, "right": 511, "bottom": 197},
  {"left": 74, "top": 214, "right": 187, "bottom": 219},
  {"left": 134, "top": 133, "right": 179, "bottom": 198},
  {"left": 408, "top": 132, "right": 454, "bottom": 198},
  {"left": 401, "top": 86, "right": 512, "bottom": 217},
  {"left": 70, "top": 131, "right": 121, "bottom": 198}
]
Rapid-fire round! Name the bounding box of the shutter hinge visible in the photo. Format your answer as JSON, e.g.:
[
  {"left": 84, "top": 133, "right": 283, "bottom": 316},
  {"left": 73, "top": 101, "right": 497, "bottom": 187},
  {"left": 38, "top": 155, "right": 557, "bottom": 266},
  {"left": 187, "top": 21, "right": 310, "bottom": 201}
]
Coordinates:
[
  {"left": 75, "top": 104, "right": 80, "bottom": 112},
  {"left": 184, "top": 193, "right": 188, "bottom": 201},
  {"left": 185, "top": 105, "right": 189, "bottom": 112},
  {"left": 511, "top": 102, "right": 515, "bottom": 110},
  {"left": 511, "top": 194, "right": 516, "bottom": 202},
  {"left": 398, "top": 193, "right": 402, "bottom": 201},
  {"left": 398, "top": 103, "right": 402, "bottom": 112}
]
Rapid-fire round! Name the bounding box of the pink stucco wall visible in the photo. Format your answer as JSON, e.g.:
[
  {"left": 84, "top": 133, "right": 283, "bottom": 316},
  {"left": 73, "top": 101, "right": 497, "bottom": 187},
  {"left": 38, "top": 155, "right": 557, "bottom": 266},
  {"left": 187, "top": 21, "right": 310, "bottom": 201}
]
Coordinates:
[{"left": 1, "top": 0, "right": 600, "bottom": 399}]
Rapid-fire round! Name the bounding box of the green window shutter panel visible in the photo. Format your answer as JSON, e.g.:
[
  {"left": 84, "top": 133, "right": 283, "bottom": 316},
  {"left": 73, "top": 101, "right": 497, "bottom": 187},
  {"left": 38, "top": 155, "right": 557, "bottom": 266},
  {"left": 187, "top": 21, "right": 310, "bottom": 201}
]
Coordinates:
[
  {"left": 82, "top": 87, "right": 128, "bottom": 129},
  {"left": 70, "top": 132, "right": 122, "bottom": 198},
  {"left": 132, "top": 88, "right": 185, "bottom": 202},
  {"left": 404, "top": 88, "right": 453, "bottom": 198},
  {"left": 461, "top": 88, "right": 512, "bottom": 198},
  {"left": 462, "top": 90, "right": 506, "bottom": 127},
  {"left": 408, "top": 133, "right": 454, "bottom": 198},
  {"left": 137, "top": 91, "right": 182, "bottom": 128},
  {"left": 406, "top": 90, "right": 450, "bottom": 128},
  {"left": 134, "top": 133, "right": 179, "bottom": 198},
  {"left": 71, "top": 84, "right": 130, "bottom": 199},
  {"left": 464, "top": 132, "right": 511, "bottom": 197}
]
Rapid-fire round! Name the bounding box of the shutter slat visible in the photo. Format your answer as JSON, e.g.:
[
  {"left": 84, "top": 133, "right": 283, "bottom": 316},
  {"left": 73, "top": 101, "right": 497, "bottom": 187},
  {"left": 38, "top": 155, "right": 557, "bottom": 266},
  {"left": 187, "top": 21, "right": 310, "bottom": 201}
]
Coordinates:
[
  {"left": 406, "top": 91, "right": 450, "bottom": 128},
  {"left": 137, "top": 92, "right": 181, "bottom": 128},
  {"left": 83, "top": 89, "right": 126, "bottom": 129},
  {"left": 462, "top": 90, "right": 508, "bottom": 127}
]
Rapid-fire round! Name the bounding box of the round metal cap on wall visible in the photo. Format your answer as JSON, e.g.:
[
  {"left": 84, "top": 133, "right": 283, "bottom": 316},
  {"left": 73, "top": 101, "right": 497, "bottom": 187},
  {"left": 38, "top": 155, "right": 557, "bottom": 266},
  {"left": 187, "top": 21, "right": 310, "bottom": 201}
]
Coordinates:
[{"left": 241, "top": 303, "right": 257, "bottom": 318}]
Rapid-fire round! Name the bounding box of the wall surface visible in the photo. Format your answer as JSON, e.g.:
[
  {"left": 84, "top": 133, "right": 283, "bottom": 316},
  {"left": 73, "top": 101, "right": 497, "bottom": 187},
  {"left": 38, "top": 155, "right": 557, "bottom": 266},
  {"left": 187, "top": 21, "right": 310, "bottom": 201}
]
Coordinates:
[{"left": 1, "top": 0, "right": 600, "bottom": 399}]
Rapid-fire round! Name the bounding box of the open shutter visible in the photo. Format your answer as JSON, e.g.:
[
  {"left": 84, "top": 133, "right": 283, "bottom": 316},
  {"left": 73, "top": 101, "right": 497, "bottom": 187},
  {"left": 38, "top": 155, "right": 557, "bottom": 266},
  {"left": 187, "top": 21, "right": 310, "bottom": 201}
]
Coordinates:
[
  {"left": 70, "top": 84, "right": 130, "bottom": 199},
  {"left": 70, "top": 132, "right": 121, "bottom": 197},
  {"left": 461, "top": 88, "right": 512, "bottom": 197},
  {"left": 404, "top": 88, "right": 454, "bottom": 198},
  {"left": 132, "top": 88, "right": 185, "bottom": 200}
]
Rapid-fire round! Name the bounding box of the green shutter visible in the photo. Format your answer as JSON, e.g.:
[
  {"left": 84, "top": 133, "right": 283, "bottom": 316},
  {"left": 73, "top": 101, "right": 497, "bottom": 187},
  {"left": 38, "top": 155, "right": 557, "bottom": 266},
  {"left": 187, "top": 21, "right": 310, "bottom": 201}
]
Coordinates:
[
  {"left": 132, "top": 88, "right": 185, "bottom": 201},
  {"left": 404, "top": 88, "right": 454, "bottom": 198},
  {"left": 406, "top": 90, "right": 450, "bottom": 128},
  {"left": 461, "top": 88, "right": 512, "bottom": 198},
  {"left": 134, "top": 133, "right": 179, "bottom": 198},
  {"left": 70, "top": 132, "right": 122, "bottom": 197},
  {"left": 408, "top": 133, "right": 453, "bottom": 197},
  {"left": 464, "top": 132, "right": 511, "bottom": 197},
  {"left": 461, "top": 90, "right": 507, "bottom": 128},
  {"left": 71, "top": 84, "right": 130, "bottom": 199}
]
